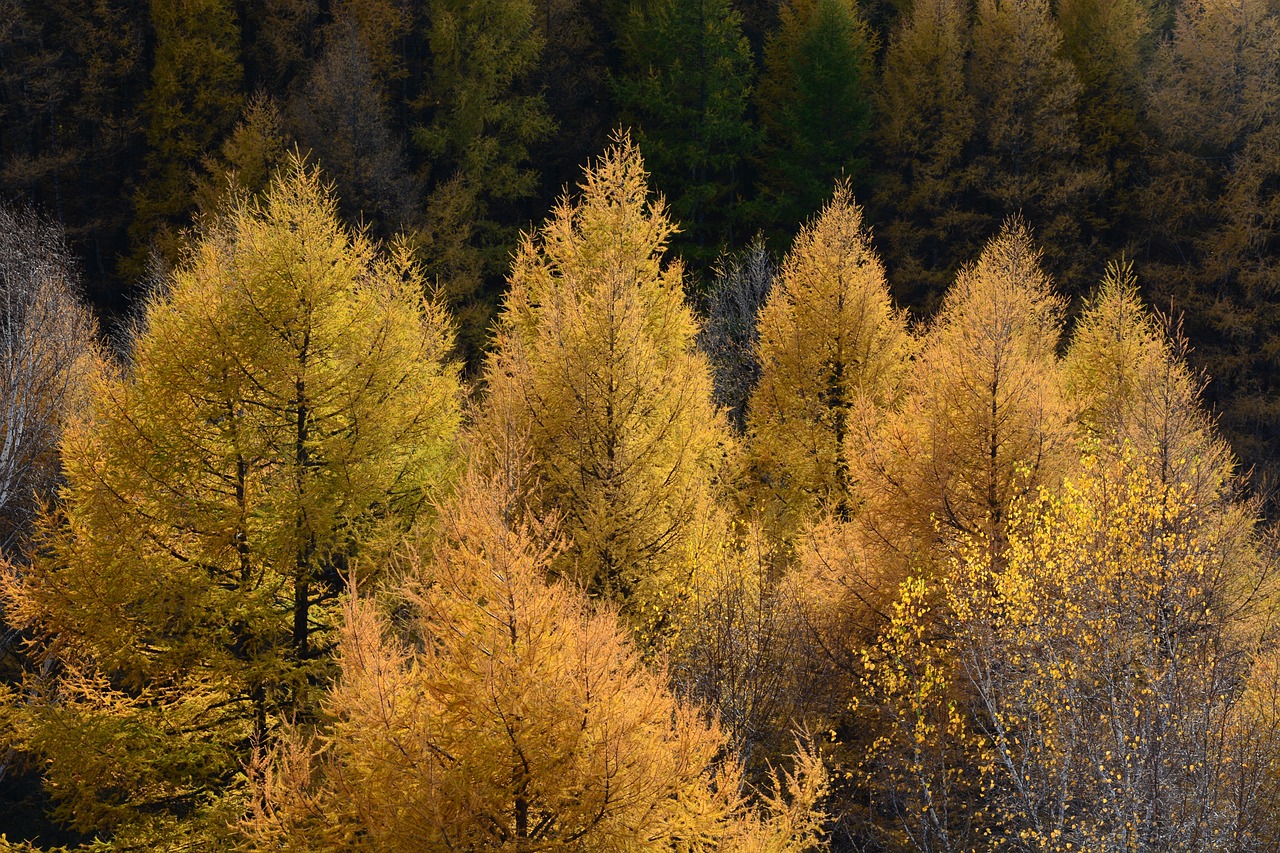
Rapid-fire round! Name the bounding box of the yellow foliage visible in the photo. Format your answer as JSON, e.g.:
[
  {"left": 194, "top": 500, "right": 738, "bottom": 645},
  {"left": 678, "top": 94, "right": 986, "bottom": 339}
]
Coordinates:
[
  {"left": 854, "top": 219, "right": 1071, "bottom": 570},
  {"left": 479, "top": 132, "right": 730, "bottom": 625},
  {"left": 1064, "top": 261, "right": 1235, "bottom": 501},
  {"left": 949, "top": 449, "right": 1274, "bottom": 849},
  {"left": 0, "top": 158, "right": 462, "bottom": 841},
  {"left": 245, "top": 466, "right": 828, "bottom": 852},
  {"left": 747, "top": 182, "right": 913, "bottom": 539}
]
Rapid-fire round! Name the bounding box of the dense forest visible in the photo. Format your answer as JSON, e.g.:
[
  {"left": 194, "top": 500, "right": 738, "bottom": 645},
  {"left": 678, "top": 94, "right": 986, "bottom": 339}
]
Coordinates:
[{"left": 3, "top": 0, "right": 1280, "bottom": 849}]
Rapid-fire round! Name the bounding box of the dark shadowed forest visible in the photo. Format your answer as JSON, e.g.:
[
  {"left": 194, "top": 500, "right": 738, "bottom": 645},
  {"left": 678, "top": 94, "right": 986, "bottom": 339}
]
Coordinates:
[{"left": 3, "top": 0, "right": 1280, "bottom": 850}]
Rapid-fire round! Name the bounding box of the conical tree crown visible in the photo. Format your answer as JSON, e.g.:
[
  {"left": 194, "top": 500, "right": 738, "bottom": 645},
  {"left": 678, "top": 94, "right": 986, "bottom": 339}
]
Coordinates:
[
  {"left": 482, "top": 134, "right": 729, "bottom": 615},
  {"left": 854, "top": 220, "right": 1071, "bottom": 564},
  {"left": 748, "top": 182, "right": 912, "bottom": 534}
]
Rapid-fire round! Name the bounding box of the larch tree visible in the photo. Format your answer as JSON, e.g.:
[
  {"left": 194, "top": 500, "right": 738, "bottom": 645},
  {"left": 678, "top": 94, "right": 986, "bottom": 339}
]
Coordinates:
[
  {"left": 245, "top": 465, "right": 829, "bottom": 852},
  {"left": 854, "top": 219, "right": 1072, "bottom": 570},
  {"left": 287, "top": 20, "right": 420, "bottom": 237},
  {"left": 1056, "top": 0, "right": 1153, "bottom": 244},
  {"left": 479, "top": 134, "right": 730, "bottom": 627},
  {"left": 194, "top": 92, "right": 290, "bottom": 215},
  {"left": 872, "top": 0, "right": 980, "bottom": 314},
  {"left": 127, "top": 0, "right": 244, "bottom": 279},
  {"left": 0, "top": 0, "right": 148, "bottom": 305},
  {"left": 968, "top": 0, "right": 1102, "bottom": 296},
  {"left": 0, "top": 160, "right": 462, "bottom": 846},
  {"left": 0, "top": 203, "right": 98, "bottom": 555},
  {"left": 746, "top": 183, "right": 912, "bottom": 540},
  {"left": 614, "top": 0, "right": 757, "bottom": 264},
  {"left": 1144, "top": 0, "right": 1280, "bottom": 490},
  {"left": 754, "top": 0, "right": 877, "bottom": 240},
  {"left": 1064, "top": 261, "right": 1236, "bottom": 503}
]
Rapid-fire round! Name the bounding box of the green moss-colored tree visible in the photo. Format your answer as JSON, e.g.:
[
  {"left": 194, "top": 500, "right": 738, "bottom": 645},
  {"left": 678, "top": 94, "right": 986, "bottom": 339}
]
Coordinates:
[
  {"left": 754, "top": 0, "right": 876, "bottom": 240},
  {"left": 746, "top": 183, "right": 912, "bottom": 539},
  {"left": 968, "top": 0, "right": 1102, "bottom": 296},
  {"left": 0, "top": 160, "right": 462, "bottom": 846},
  {"left": 872, "top": 0, "right": 980, "bottom": 314},
  {"left": 127, "top": 0, "right": 244, "bottom": 280},
  {"left": 413, "top": 0, "right": 555, "bottom": 360},
  {"left": 479, "top": 134, "right": 730, "bottom": 625},
  {"left": 614, "top": 0, "right": 757, "bottom": 264}
]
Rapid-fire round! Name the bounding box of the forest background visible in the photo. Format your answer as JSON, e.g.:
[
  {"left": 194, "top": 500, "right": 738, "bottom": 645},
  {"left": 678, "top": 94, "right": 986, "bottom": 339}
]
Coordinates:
[{"left": 5, "top": 0, "right": 1280, "bottom": 850}]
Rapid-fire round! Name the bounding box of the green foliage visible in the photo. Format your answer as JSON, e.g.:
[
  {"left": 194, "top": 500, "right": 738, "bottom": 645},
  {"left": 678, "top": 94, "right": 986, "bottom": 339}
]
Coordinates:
[
  {"left": 615, "top": 0, "right": 758, "bottom": 264},
  {"left": 413, "top": 0, "right": 555, "bottom": 360},
  {"left": 755, "top": 0, "right": 876, "bottom": 241},
  {"left": 872, "top": 0, "right": 980, "bottom": 314},
  {"left": 127, "top": 0, "right": 244, "bottom": 280},
  {"left": 1, "top": 160, "right": 462, "bottom": 844}
]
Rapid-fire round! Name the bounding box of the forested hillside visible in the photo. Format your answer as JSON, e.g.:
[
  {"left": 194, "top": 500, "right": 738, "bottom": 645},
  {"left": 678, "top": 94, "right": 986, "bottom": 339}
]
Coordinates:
[{"left": 3, "top": 0, "right": 1280, "bottom": 850}]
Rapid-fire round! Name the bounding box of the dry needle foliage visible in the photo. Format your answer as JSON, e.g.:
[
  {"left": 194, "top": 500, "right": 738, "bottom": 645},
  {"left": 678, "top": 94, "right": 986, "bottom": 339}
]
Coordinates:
[{"left": 246, "top": 465, "right": 829, "bottom": 852}]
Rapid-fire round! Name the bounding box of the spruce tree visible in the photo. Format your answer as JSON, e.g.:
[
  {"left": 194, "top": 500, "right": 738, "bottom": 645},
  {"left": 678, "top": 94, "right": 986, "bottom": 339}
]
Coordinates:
[
  {"left": 614, "top": 0, "right": 757, "bottom": 264},
  {"left": 414, "top": 0, "right": 555, "bottom": 361},
  {"left": 755, "top": 0, "right": 876, "bottom": 240}
]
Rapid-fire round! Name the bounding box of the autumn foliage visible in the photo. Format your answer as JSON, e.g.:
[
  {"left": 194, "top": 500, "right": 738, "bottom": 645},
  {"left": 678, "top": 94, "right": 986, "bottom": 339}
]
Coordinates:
[{"left": 3, "top": 95, "right": 1280, "bottom": 853}]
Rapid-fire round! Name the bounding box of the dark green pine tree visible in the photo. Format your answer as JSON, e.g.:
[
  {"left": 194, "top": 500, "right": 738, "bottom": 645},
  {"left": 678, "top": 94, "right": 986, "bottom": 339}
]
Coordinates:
[
  {"left": 126, "top": 0, "right": 243, "bottom": 282},
  {"left": 614, "top": 0, "right": 758, "bottom": 266},
  {"left": 413, "top": 0, "right": 555, "bottom": 362},
  {"left": 0, "top": 0, "right": 149, "bottom": 312},
  {"left": 754, "top": 0, "right": 876, "bottom": 242},
  {"left": 871, "top": 0, "right": 981, "bottom": 315}
]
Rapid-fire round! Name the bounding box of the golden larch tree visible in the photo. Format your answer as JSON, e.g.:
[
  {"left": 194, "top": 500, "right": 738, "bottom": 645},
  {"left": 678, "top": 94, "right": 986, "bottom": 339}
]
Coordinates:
[
  {"left": 245, "top": 465, "right": 829, "bottom": 852},
  {"left": 0, "top": 159, "right": 462, "bottom": 846},
  {"left": 746, "top": 182, "right": 912, "bottom": 540},
  {"left": 854, "top": 219, "right": 1072, "bottom": 570},
  {"left": 479, "top": 133, "right": 730, "bottom": 621}
]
